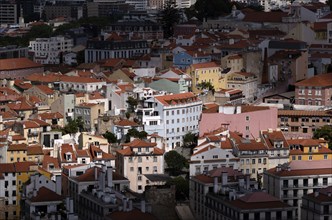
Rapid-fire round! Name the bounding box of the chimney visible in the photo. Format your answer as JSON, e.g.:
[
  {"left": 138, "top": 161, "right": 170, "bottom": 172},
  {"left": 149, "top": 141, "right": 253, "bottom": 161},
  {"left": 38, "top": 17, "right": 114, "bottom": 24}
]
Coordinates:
[
  {"left": 261, "top": 47, "right": 269, "bottom": 84},
  {"left": 55, "top": 175, "right": 62, "bottom": 195},
  {"left": 94, "top": 166, "right": 98, "bottom": 181},
  {"left": 140, "top": 200, "right": 146, "bottom": 213},
  {"left": 213, "top": 176, "right": 218, "bottom": 193},
  {"left": 245, "top": 174, "right": 250, "bottom": 189},
  {"left": 107, "top": 166, "right": 113, "bottom": 188},
  {"left": 221, "top": 172, "right": 228, "bottom": 185},
  {"left": 99, "top": 170, "right": 106, "bottom": 192},
  {"left": 315, "top": 191, "right": 319, "bottom": 197}
]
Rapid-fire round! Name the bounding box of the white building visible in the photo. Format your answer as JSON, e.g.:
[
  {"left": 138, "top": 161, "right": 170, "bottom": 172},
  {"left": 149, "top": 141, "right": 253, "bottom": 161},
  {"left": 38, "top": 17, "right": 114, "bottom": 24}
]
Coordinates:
[
  {"left": 264, "top": 160, "right": 332, "bottom": 219},
  {"left": 59, "top": 75, "right": 106, "bottom": 93},
  {"left": 138, "top": 92, "right": 202, "bottom": 152},
  {"left": 227, "top": 72, "right": 258, "bottom": 102},
  {"left": 29, "top": 36, "right": 73, "bottom": 65}
]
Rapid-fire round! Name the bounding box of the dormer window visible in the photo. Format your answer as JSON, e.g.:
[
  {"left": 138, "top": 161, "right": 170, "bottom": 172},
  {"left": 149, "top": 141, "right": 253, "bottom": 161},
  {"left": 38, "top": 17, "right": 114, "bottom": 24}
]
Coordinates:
[
  {"left": 65, "top": 152, "right": 72, "bottom": 161},
  {"left": 273, "top": 141, "right": 283, "bottom": 148},
  {"left": 96, "top": 152, "right": 102, "bottom": 158},
  {"left": 48, "top": 163, "right": 54, "bottom": 170}
]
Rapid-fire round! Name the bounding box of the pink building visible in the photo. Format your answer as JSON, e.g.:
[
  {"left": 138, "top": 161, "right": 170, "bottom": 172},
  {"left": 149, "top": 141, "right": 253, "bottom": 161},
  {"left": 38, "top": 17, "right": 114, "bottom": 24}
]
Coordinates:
[
  {"left": 200, "top": 105, "right": 278, "bottom": 138},
  {"left": 295, "top": 73, "right": 332, "bottom": 106}
]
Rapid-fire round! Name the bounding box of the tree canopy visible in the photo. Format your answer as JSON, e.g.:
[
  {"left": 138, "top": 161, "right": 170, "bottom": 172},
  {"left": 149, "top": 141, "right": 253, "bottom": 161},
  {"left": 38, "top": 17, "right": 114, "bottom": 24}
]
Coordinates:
[
  {"left": 166, "top": 176, "right": 189, "bottom": 201},
  {"left": 63, "top": 117, "right": 84, "bottom": 134},
  {"left": 103, "top": 131, "right": 117, "bottom": 143},
  {"left": 313, "top": 125, "right": 332, "bottom": 149},
  {"left": 182, "top": 132, "right": 198, "bottom": 148},
  {"left": 193, "top": 0, "right": 232, "bottom": 20},
  {"left": 160, "top": 0, "right": 181, "bottom": 38},
  {"left": 125, "top": 128, "right": 147, "bottom": 142},
  {"left": 126, "top": 96, "right": 138, "bottom": 113},
  {"left": 164, "top": 150, "right": 188, "bottom": 171}
]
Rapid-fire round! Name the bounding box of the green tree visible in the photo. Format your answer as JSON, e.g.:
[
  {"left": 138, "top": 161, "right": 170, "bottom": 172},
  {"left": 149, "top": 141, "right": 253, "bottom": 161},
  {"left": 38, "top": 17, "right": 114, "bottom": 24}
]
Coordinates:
[
  {"left": 160, "top": 0, "right": 180, "bottom": 38},
  {"left": 166, "top": 176, "right": 189, "bottom": 201},
  {"left": 126, "top": 96, "right": 138, "bottom": 113},
  {"left": 103, "top": 131, "right": 117, "bottom": 143},
  {"left": 125, "top": 128, "right": 147, "bottom": 142},
  {"left": 164, "top": 151, "right": 188, "bottom": 171},
  {"left": 313, "top": 125, "right": 332, "bottom": 149},
  {"left": 63, "top": 117, "right": 84, "bottom": 134},
  {"left": 194, "top": 0, "right": 232, "bottom": 20},
  {"left": 27, "top": 24, "right": 53, "bottom": 39},
  {"left": 183, "top": 132, "right": 198, "bottom": 148}
]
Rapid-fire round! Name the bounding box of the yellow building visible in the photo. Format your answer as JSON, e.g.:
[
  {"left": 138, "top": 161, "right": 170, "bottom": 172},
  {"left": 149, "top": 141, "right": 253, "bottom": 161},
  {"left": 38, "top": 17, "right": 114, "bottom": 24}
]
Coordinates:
[
  {"left": 7, "top": 143, "right": 28, "bottom": 163},
  {"left": 15, "top": 162, "right": 38, "bottom": 217},
  {"left": 187, "top": 62, "right": 223, "bottom": 93},
  {"left": 288, "top": 139, "right": 332, "bottom": 161}
]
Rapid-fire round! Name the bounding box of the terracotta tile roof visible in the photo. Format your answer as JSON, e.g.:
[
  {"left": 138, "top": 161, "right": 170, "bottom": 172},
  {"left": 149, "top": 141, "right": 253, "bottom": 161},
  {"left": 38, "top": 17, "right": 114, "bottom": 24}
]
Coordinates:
[
  {"left": 6, "top": 99, "right": 36, "bottom": 111},
  {"left": 8, "top": 143, "right": 28, "bottom": 151},
  {"left": 76, "top": 149, "right": 90, "bottom": 157},
  {"left": 122, "top": 139, "right": 157, "bottom": 148},
  {"left": 261, "top": 130, "right": 289, "bottom": 149},
  {"left": 0, "top": 58, "right": 43, "bottom": 70},
  {"left": 241, "top": 105, "right": 270, "bottom": 113},
  {"left": 108, "top": 208, "right": 158, "bottom": 220},
  {"left": 0, "top": 163, "right": 15, "bottom": 173},
  {"left": 30, "top": 187, "right": 64, "bottom": 203},
  {"left": 38, "top": 112, "right": 63, "bottom": 120},
  {"left": 0, "top": 110, "right": 18, "bottom": 120},
  {"left": 75, "top": 166, "right": 100, "bottom": 182},
  {"left": 193, "top": 167, "right": 244, "bottom": 183},
  {"left": 23, "top": 121, "right": 40, "bottom": 129},
  {"left": 221, "top": 138, "right": 233, "bottom": 149},
  {"left": 14, "top": 80, "right": 33, "bottom": 90},
  {"left": 305, "top": 186, "right": 332, "bottom": 203},
  {"left": 153, "top": 147, "right": 165, "bottom": 155},
  {"left": 27, "top": 145, "right": 44, "bottom": 155},
  {"left": 312, "top": 22, "right": 329, "bottom": 31},
  {"left": 242, "top": 11, "right": 288, "bottom": 23},
  {"left": 100, "top": 58, "right": 125, "bottom": 67},
  {"left": 60, "top": 75, "right": 103, "bottom": 83},
  {"left": 14, "top": 161, "right": 36, "bottom": 172},
  {"left": 295, "top": 73, "right": 332, "bottom": 87},
  {"left": 25, "top": 73, "right": 63, "bottom": 83},
  {"left": 79, "top": 102, "right": 98, "bottom": 107},
  {"left": 89, "top": 92, "right": 105, "bottom": 100},
  {"left": 190, "top": 62, "right": 220, "bottom": 69},
  {"left": 42, "top": 155, "right": 60, "bottom": 170},
  {"left": 117, "top": 147, "right": 133, "bottom": 156},
  {"left": 90, "top": 145, "right": 115, "bottom": 161},
  {"left": 155, "top": 92, "right": 200, "bottom": 106},
  {"left": 228, "top": 192, "right": 290, "bottom": 209},
  {"left": 203, "top": 103, "right": 219, "bottom": 113},
  {"left": 35, "top": 85, "right": 54, "bottom": 95},
  {"left": 278, "top": 109, "right": 332, "bottom": 117},
  {"left": 115, "top": 119, "right": 139, "bottom": 127},
  {"left": 192, "top": 144, "right": 216, "bottom": 156},
  {"left": 267, "top": 160, "right": 332, "bottom": 176},
  {"left": 60, "top": 144, "right": 77, "bottom": 163},
  {"left": 248, "top": 29, "right": 286, "bottom": 39},
  {"left": 287, "top": 139, "right": 321, "bottom": 146},
  {"left": 11, "top": 134, "right": 26, "bottom": 141},
  {"left": 30, "top": 119, "right": 50, "bottom": 127},
  {"left": 236, "top": 139, "right": 267, "bottom": 151},
  {"left": 185, "top": 50, "right": 210, "bottom": 57}
]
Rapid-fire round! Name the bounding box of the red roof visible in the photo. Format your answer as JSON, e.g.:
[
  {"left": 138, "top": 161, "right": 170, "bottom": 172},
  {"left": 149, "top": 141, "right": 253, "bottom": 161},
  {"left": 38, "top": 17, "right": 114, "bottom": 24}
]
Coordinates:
[
  {"left": 8, "top": 143, "right": 28, "bottom": 151},
  {"left": 242, "top": 11, "right": 288, "bottom": 23},
  {"left": 35, "top": 85, "right": 55, "bottom": 95},
  {"left": 38, "top": 112, "right": 63, "bottom": 120},
  {"left": 30, "top": 187, "right": 64, "bottom": 203},
  {"left": 115, "top": 119, "right": 139, "bottom": 127},
  {"left": 14, "top": 161, "right": 36, "bottom": 172},
  {"left": 0, "top": 58, "right": 43, "bottom": 71},
  {"left": 295, "top": 73, "right": 332, "bottom": 87},
  {"left": 122, "top": 139, "right": 156, "bottom": 148},
  {"left": 155, "top": 92, "right": 200, "bottom": 106},
  {"left": 190, "top": 62, "right": 220, "bottom": 69}
]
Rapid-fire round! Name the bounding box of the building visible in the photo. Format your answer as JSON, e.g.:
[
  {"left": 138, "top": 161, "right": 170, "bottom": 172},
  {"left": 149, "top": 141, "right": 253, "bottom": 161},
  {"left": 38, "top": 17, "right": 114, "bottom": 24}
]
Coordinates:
[
  {"left": 200, "top": 105, "right": 278, "bottom": 139},
  {"left": 264, "top": 160, "right": 332, "bottom": 219},
  {"left": 74, "top": 102, "right": 105, "bottom": 132},
  {"left": 105, "top": 20, "right": 163, "bottom": 40},
  {"left": 187, "top": 62, "right": 223, "bottom": 93},
  {"left": 23, "top": 85, "right": 57, "bottom": 106},
  {"left": 113, "top": 119, "right": 143, "bottom": 142},
  {"left": 173, "top": 51, "right": 212, "bottom": 70},
  {"left": 214, "top": 89, "right": 244, "bottom": 105},
  {"left": 59, "top": 75, "right": 106, "bottom": 93},
  {"left": 278, "top": 109, "right": 332, "bottom": 139},
  {"left": 138, "top": 92, "right": 203, "bottom": 151},
  {"left": 190, "top": 167, "right": 262, "bottom": 220},
  {"left": 226, "top": 72, "right": 258, "bottom": 102},
  {"left": 0, "top": 45, "right": 28, "bottom": 59},
  {"left": 116, "top": 139, "right": 165, "bottom": 193},
  {"left": 29, "top": 36, "right": 73, "bottom": 65},
  {"left": 85, "top": 39, "right": 150, "bottom": 63},
  {"left": 294, "top": 73, "right": 332, "bottom": 107},
  {"left": 288, "top": 138, "right": 332, "bottom": 161},
  {"left": 301, "top": 186, "right": 332, "bottom": 220},
  {"left": 0, "top": 58, "right": 44, "bottom": 80},
  {"left": 0, "top": 3, "right": 17, "bottom": 25}
]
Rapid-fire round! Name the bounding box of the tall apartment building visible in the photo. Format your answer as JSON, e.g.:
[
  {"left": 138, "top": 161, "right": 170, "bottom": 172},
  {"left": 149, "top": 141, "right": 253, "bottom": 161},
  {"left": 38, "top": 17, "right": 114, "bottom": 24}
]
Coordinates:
[
  {"left": 264, "top": 160, "right": 332, "bottom": 219},
  {"left": 116, "top": 139, "right": 165, "bottom": 193},
  {"left": 301, "top": 186, "right": 332, "bottom": 220},
  {"left": 29, "top": 36, "right": 73, "bottom": 65},
  {"left": 0, "top": 3, "right": 17, "bottom": 25},
  {"left": 138, "top": 92, "right": 203, "bottom": 152}
]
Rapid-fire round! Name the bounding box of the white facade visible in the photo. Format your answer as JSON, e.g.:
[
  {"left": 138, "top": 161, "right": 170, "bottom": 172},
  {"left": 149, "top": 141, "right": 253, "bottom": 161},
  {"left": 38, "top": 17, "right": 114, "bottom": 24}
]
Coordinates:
[
  {"left": 140, "top": 92, "right": 202, "bottom": 152},
  {"left": 29, "top": 36, "right": 73, "bottom": 65},
  {"left": 59, "top": 78, "right": 106, "bottom": 93},
  {"left": 227, "top": 73, "right": 258, "bottom": 102}
]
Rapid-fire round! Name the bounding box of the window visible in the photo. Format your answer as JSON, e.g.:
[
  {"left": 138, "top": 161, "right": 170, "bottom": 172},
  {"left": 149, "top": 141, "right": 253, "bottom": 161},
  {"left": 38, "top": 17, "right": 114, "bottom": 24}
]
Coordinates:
[
  {"left": 146, "top": 167, "right": 149, "bottom": 171},
  {"left": 138, "top": 148, "right": 141, "bottom": 152},
  {"left": 246, "top": 126, "right": 249, "bottom": 131},
  {"left": 292, "top": 156, "right": 296, "bottom": 160},
  {"left": 212, "top": 155, "right": 218, "bottom": 159},
  {"left": 138, "top": 185, "right": 142, "bottom": 190},
  {"left": 324, "top": 154, "right": 328, "bottom": 160},
  {"left": 12, "top": 180, "right": 16, "bottom": 186},
  {"left": 298, "top": 156, "right": 302, "bottom": 160},
  {"left": 129, "top": 157, "right": 133, "bottom": 162},
  {"left": 149, "top": 121, "right": 157, "bottom": 125},
  {"left": 246, "top": 116, "right": 250, "bottom": 121},
  {"left": 308, "top": 155, "right": 312, "bottom": 160},
  {"left": 252, "top": 159, "right": 255, "bottom": 164},
  {"left": 138, "top": 157, "right": 142, "bottom": 163},
  {"left": 153, "top": 157, "right": 157, "bottom": 162},
  {"left": 138, "top": 176, "right": 142, "bottom": 181},
  {"left": 130, "top": 167, "right": 134, "bottom": 172},
  {"left": 252, "top": 169, "right": 255, "bottom": 174}
]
